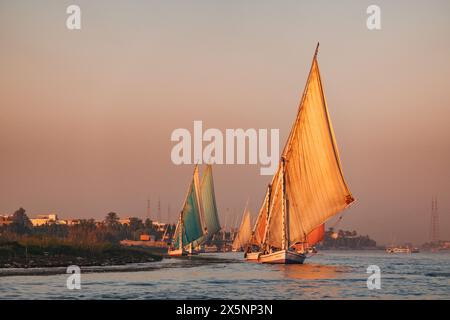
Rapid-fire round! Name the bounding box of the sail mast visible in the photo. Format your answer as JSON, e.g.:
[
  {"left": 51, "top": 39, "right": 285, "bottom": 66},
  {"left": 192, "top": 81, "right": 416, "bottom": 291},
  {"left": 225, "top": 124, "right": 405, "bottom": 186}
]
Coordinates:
[
  {"left": 281, "top": 157, "right": 287, "bottom": 251},
  {"left": 283, "top": 42, "right": 319, "bottom": 159},
  {"left": 259, "top": 43, "right": 354, "bottom": 250},
  {"left": 262, "top": 172, "right": 282, "bottom": 247},
  {"left": 179, "top": 212, "right": 183, "bottom": 249}
]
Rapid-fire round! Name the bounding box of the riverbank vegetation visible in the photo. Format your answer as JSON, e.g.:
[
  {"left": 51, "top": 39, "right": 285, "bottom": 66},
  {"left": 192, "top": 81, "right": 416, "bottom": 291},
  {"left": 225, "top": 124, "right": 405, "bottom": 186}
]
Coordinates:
[
  {"left": 0, "top": 208, "right": 166, "bottom": 268},
  {"left": 318, "top": 228, "right": 377, "bottom": 250}
]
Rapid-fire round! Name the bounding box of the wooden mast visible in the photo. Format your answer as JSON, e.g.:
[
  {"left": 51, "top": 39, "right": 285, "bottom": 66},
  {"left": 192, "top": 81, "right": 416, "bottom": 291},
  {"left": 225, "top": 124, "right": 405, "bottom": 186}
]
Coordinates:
[{"left": 281, "top": 157, "right": 287, "bottom": 251}]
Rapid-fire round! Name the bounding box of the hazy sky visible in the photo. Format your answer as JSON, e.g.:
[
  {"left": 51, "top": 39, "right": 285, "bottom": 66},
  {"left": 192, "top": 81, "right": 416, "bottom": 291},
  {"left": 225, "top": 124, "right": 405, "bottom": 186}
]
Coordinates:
[{"left": 1, "top": 0, "right": 449, "bottom": 245}]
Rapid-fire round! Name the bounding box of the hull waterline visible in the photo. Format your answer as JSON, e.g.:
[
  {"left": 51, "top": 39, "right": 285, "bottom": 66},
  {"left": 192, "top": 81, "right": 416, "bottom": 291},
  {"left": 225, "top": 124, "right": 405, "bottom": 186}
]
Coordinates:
[
  {"left": 168, "top": 248, "right": 188, "bottom": 257},
  {"left": 258, "top": 250, "right": 306, "bottom": 264}
]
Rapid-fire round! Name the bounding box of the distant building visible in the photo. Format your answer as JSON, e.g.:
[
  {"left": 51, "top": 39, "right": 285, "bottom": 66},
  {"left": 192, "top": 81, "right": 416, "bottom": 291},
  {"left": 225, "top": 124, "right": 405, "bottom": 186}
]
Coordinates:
[
  {"left": 119, "top": 217, "right": 132, "bottom": 225},
  {"left": 30, "top": 214, "right": 60, "bottom": 226},
  {"left": 64, "top": 219, "right": 81, "bottom": 226},
  {"left": 0, "top": 215, "right": 13, "bottom": 226}
]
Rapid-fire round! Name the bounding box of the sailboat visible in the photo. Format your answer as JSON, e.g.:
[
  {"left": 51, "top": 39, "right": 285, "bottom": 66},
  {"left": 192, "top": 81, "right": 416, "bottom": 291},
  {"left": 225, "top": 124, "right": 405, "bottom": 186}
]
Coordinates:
[
  {"left": 168, "top": 165, "right": 205, "bottom": 256},
  {"left": 168, "top": 164, "right": 221, "bottom": 256},
  {"left": 253, "top": 43, "right": 355, "bottom": 264},
  {"left": 245, "top": 185, "right": 271, "bottom": 261},
  {"left": 232, "top": 206, "right": 252, "bottom": 252},
  {"left": 190, "top": 164, "right": 221, "bottom": 253}
]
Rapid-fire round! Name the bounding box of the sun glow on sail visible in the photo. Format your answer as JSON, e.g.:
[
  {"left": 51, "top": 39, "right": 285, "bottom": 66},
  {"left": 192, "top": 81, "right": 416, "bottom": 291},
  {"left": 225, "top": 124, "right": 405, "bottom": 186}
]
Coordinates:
[
  {"left": 172, "top": 165, "right": 221, "bottom": 250},
  {"left": 200, "top": 165, "right": 221, "bottom": 240},
  {"left": 232, "top": 208, "right": 252, "bottom": 251},
  {"left": 260, "top": 45, "right": 354, "bottom": 250}
]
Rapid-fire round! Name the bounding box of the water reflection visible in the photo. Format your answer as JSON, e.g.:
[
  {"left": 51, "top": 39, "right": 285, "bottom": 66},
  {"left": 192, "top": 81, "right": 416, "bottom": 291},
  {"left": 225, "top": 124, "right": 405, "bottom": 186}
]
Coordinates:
[
  {"left": 1, "top": 252, "right": 449, "bottom": 299},
  {"left": 275, "top": 263, "right": 344, "bottom": 280}
]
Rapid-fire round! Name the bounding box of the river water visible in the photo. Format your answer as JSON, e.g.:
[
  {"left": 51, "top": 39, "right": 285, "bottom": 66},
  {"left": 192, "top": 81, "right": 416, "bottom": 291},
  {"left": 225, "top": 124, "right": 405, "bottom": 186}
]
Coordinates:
[{"left": 0, "top": 251, "right": 449, "bottom": 299}]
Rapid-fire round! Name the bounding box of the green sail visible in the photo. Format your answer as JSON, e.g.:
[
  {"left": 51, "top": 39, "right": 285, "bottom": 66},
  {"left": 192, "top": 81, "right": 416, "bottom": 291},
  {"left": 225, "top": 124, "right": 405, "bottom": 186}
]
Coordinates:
[
  {"left": 173, "top": 178, "right": 203, "bottom": 249},
  {"left": 200, "top": 165, "right": 221, "bottom": 240}
]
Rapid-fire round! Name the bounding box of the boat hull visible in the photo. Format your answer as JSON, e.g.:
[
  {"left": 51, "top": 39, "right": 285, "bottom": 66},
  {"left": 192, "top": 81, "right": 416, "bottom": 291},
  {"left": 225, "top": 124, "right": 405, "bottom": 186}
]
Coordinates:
[
  {"left": 386, "top": 247, "right": 412, "bottom": 254},
  {"left": 187, "top": 247, "right": 199, "bottom": 255},
  {"left": 245, "top": 251, "right": 261, "bottom": 261},
  {"left": 259, "top": 250, "right": 306, "bottom": 264},
  {"left": 168, "top": 248, "right": 187, "bottom": 257}
]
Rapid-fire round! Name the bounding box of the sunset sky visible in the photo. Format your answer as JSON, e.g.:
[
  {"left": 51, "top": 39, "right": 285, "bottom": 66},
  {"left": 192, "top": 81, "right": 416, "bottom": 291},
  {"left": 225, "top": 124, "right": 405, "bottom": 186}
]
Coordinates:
[{"left": 1, "top": 0, "right": 449, "bottom": 245}]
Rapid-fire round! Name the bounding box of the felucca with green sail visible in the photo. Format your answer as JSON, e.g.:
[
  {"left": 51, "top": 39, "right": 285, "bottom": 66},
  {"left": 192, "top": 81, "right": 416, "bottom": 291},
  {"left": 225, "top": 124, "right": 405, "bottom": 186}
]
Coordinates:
[
  {"left": 168, "top": 164, "right": 221, "bottom": 256},
  {"left": 247, "top": 44, "right": 355, "bottom": 264}
]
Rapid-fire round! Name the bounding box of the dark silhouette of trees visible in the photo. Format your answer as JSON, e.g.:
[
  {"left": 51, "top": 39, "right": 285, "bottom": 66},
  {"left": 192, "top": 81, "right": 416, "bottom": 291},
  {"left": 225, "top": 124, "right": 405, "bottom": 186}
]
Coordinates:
[
  {"left": 7, "top": 208, "right": 32, "bottom": 235},
  {"left": 105, "top": 212, "right": 120, "bottom": 228},
  {"left": 0, "top": 208, "right": 177, "bottom": 245},
  {"left": 319, "top": 228, "right": 377, "bottom": 249},
  {"left": 68, "top": 219, "right": 98, "bottom": 244}
]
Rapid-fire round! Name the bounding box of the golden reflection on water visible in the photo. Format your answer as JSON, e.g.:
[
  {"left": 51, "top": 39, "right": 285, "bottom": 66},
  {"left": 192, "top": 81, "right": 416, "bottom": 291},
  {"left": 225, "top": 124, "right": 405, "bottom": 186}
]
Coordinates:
[{"left": 275, "top": 263, "right": 345, "bottom": 280}]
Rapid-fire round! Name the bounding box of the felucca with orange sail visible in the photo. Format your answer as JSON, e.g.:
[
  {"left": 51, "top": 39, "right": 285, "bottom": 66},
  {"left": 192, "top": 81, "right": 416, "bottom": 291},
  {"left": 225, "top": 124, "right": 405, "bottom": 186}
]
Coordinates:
[{"left": 245, "top": 44, "right": 354, "bottom": 264}]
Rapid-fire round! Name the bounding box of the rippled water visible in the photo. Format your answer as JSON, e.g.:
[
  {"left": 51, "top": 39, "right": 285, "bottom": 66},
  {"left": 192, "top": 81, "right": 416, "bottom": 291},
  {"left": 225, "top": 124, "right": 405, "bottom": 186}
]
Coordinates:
[{"left": 0, "top": 251, "right": 449, "bottom": 299}]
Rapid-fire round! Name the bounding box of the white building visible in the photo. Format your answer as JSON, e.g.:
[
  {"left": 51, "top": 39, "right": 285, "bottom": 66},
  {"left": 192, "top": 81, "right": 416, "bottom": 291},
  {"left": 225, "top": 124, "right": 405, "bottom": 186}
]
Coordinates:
[{"left": 30, "top": 214, "right": 60, "bottom": 226}]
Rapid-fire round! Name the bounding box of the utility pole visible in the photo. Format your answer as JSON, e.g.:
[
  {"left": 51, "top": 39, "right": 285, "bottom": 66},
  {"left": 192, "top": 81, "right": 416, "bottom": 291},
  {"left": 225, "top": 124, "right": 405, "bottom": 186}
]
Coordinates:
[
  {"left": 167, "top": 204, "right": 171, "bottom": 224},
  {"left": 147, "top": 197, "right": 151, "bottom": 221},
  {"left": 430, "top": 196, "right": 440, "bottom": 243},
  {"left": 158, "top": 197, "right": 161, "bottom": 223}
]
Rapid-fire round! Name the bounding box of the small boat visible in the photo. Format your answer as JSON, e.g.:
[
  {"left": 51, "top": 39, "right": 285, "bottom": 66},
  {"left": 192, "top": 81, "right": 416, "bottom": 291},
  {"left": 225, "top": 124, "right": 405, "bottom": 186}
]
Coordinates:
[
  {"left": 168, "top": 165, "right": 206, "bottom": 256},
  {"left": 169, "top": 165, "right": 222, "bottom": 256},
  {"left": 244, "top": 251, "right": 261, "bottom": 261},
  {"left": 386, "top": 247, "right": 410, "bottom": 254},
  {"left": 204, "top": 245, "right": 218, "bottom": 253},
  {"left": 245, "top": 188, "right": 271, "bottom": 261},
  {"left": 232, "top": 205, "right": 252, "bottom": 252},
  {"left": 255, "top": 43, "right": 355, "bottom": 264},
  {"left": 386, "top": 246, "right": 418, "bottom": 254}
]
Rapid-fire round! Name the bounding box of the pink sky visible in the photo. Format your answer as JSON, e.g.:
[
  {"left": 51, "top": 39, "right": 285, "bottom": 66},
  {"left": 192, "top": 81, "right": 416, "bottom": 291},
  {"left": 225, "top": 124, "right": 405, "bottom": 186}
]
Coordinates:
[{"left": 1, "top": 1, "right": 449, "bottom": 245}]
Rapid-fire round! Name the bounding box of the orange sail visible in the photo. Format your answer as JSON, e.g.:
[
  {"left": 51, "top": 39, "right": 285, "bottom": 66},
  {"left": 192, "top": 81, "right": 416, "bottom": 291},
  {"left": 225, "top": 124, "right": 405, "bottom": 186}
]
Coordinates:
[{"left": 306, "top": 224, "right": 325, "bottom": 246}]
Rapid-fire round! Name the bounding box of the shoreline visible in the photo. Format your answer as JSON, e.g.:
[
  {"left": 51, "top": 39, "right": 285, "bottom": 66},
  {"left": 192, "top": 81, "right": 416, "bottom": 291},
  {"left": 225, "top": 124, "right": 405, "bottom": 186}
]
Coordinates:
[
  {"left": 0, "top": 254, "right": 239, "bottom": 277},
  {"left": 0, "top": 242, "right": 166, "bottom": 272},
  {"left": 0, "top": 263, "right": 162, "bottom": 277}
]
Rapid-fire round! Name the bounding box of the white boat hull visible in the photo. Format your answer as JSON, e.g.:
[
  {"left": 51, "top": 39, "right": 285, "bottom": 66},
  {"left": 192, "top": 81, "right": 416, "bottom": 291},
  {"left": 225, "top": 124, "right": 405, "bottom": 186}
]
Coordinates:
[
  {"left": 259, "top": 250, "right": 306, "bottom": 264},
  {"left": 168, "top": 248, "right": 187, "bottom": 257},
  {"left": 386, "top": 247, "right": 411, "bottom": 254},
  {"left": 245, "top": 251, "right": 261, "bottom": 261}
]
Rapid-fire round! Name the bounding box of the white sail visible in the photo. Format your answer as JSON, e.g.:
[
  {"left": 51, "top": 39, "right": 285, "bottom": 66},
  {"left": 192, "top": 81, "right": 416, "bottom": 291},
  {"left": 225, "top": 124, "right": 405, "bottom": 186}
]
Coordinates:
[
  {"left": 263, "top": 45, "right": 354, "bottom": 249},
  {"left": 232, "top": 208, "right": 252, "bottom": 251}
]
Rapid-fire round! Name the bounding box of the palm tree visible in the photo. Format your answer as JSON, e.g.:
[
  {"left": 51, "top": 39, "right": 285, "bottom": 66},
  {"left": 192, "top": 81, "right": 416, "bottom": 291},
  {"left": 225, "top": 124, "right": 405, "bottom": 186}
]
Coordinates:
[
  {"left": 105, "top": 212, "right": 120, "bottom": 228},
  {"left": 8, "top": 207, "right": 32, "bottom": 234}
]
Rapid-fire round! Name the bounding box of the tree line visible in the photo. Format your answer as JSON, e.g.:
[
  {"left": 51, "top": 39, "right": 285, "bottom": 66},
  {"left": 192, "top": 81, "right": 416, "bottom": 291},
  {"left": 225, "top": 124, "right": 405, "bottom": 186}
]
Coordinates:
[
  {"left": 318, "top": 228, "right": 377, "bottom": 249},
  {"left": 0, "top": 208, "right": 176, "bottom": 245}
]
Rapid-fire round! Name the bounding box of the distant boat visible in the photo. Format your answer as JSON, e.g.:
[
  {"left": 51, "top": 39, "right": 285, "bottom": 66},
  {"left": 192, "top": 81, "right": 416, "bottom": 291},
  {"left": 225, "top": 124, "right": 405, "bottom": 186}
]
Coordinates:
[
  {"left": 204, "top": 245, "right": 219, "bottom": 253},
  {"left": 168, "top": 165, "right": 204, "bottom": 256},
  {"left": 232, "top": 206, "right": 252, "bottom": 252},
  {"left": 194, "top": 164, "right": 222, "bottom": 250},
  {"left": 385, "top": 246, "right": 419, "bottom": 254},
  {"left": 248, "top": 43, "right": 355, "bottom": 264},
  {"left": 168, "top": 165, "right": 221, "bottom": 256}
]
